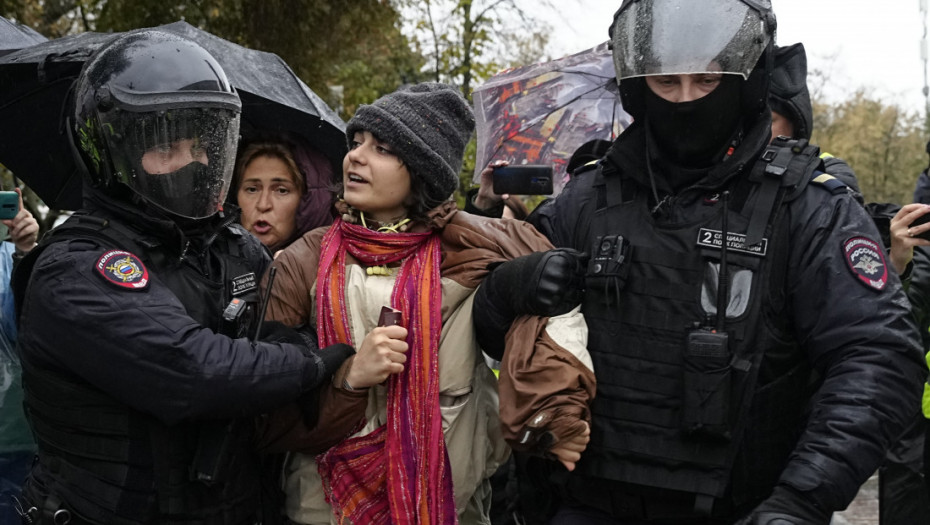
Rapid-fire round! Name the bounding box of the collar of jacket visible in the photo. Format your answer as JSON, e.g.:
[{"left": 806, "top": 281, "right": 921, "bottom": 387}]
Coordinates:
[
  {"left": 84, "top": 186, "right": 236, "bottom": 256},
  {"left": 334, "top": 199, "right": 459, "bottom": 234}
]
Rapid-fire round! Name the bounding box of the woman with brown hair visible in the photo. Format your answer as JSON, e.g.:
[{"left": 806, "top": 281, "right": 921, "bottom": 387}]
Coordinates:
[{"left": 233, "top": 136, "right": 336, "bottom": 251}]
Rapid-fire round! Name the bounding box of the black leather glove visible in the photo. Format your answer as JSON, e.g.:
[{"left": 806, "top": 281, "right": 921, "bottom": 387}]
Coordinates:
[
  {"left": 473, "top": 248, "right": 588, "bottom": 360},
  {"left": 734, "top": 485, "right": 832, "bottom": 525},
  {"left": 495, "top": 248, "right": 588, "bottom": 317}
]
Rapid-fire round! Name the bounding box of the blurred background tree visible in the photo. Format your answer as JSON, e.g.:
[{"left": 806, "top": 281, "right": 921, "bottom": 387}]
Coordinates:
[
  {"left": 396, "top": 0, "right": 551, "bottom": 99},
  {"left": 0, "top": 0, "right": 424, "bottom": 119},
  {"left": 810, "top": 83, "right": 927, "bottom": 205}
]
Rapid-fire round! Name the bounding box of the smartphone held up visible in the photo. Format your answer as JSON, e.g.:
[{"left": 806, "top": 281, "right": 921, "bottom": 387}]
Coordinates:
[
  {"left": 492, "top": 165, "right": 554, "bottom": 195},
  {"left": 909, "top": 211, "right": 930, "bottom": 241},
  {"left": 378, "top": 306, "right": 403, "bottom": 327},
  {"left": 0, "top": 191, "right": 19, "bottom": 220}
]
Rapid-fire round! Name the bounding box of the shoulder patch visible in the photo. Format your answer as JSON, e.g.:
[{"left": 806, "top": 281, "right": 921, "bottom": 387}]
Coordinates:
[
  {"left": 842, "top": 237, "right": 888, "bottom": 291},
  {"left": 811, "top": 172, "right": 848, "bottom": 195},
  {"left": 95, "top": 250, "right": 149, "bottom": 290}
]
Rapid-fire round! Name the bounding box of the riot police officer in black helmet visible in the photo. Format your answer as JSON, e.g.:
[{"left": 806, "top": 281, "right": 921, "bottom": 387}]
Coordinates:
[
  {"left": 12, "top": 28, "right": 352, "bottom": 524},
  {"left": 473, "top": 0, "right": 926, "bottom": 524}
]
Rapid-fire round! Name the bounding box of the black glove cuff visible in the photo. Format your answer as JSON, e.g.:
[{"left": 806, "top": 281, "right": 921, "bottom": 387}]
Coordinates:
[
  {"left": 297, "top": 342, "right": 354, "bottom": 392},
  {"left": 753, "top": 484, "right": 831, "bottom": 525},
  {"left": 464, "top": 188, "right": 505, "bottom": 218},
  {"left": 315, "top": 343, "right": 354, "bottom": 375}
]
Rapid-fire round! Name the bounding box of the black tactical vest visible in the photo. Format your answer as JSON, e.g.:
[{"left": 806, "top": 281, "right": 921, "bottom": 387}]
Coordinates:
[
  {"left": 16, "top": 209, "right": 268, "bottom": 525},
  {"left": 574, "top": 139, "right": 834, "bottom": 512}
]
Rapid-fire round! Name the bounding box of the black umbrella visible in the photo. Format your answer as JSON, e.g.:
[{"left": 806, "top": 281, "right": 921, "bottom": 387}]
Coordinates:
[
  {"left": 0, "top": 15, "right": 47, "bottom": 57},
  {"left": 0, "top": 21, "right": 346, "bottom": 210}
]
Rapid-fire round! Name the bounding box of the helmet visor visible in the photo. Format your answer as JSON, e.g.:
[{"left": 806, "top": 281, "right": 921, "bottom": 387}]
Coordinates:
[
  {"left": 611, "top": 0, "right": 769, "bottom": 80},
  {"left": 99, "top": 107, "right": 241, "bottom": 219}
]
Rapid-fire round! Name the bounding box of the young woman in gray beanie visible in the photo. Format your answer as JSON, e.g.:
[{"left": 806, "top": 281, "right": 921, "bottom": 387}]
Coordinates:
[{"left": 255, "top": 82, "right": 595, "bottom": 525}]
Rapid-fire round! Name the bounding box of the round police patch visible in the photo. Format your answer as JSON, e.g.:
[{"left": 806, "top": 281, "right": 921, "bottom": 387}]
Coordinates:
[
  {"left": 96, "top": 250, "right": 149, "bottom": 290},
  {"left": 843, "top": 237, "right": 888, "bottom": 291}
]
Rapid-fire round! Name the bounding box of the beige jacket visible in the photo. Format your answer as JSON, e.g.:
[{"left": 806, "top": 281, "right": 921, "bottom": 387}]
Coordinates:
[{"left": 260, "top": 206, "right": 594, "bottom": 524}]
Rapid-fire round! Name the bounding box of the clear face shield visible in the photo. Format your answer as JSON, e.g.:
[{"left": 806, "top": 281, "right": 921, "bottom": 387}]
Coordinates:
[
  {"left": 99, "top": 106, "right": 241, "bottom": 219},
  {"left": 611, "top": 0, "right": 770, "bottom": 81}
]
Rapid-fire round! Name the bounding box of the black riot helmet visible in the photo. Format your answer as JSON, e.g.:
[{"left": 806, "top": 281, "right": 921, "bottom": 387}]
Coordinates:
[
  {"left": 72, "top": 28, "right": 241, "bottom": 219},
  {"left": 608, "top": 0, "right": 776, "bottom": 123}
]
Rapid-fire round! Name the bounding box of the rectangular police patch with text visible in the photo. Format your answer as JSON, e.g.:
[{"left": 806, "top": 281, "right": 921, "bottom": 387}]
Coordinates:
[
  {"left": 696, "top": 229, "right": 768, "bottom": 257},
  {"left": 231, "top": 272, "right": 258, "bottom": 296}
]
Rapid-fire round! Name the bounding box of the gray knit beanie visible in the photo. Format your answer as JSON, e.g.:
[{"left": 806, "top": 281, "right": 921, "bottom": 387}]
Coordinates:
[{"left": 345, "top": 82, "right": 475, "bottom": 205}]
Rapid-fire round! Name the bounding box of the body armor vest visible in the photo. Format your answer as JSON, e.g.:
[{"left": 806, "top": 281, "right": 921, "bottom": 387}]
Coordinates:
[
  {"left": 574, "top": 139, "right": 830, "bottom": 511},
  {"left": 16, "top": 209, "right": 266, "bottom": 525}
]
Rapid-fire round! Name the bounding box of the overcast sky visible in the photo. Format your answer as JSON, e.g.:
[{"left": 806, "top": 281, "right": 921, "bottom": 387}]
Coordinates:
[{"left": 536, "top": 1, "right": 928, "bottom": 115}]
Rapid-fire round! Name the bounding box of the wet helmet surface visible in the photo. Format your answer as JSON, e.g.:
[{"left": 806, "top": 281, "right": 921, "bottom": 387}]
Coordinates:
[{"left": 73, "top": 28, "right": 242, "bottom": 219}]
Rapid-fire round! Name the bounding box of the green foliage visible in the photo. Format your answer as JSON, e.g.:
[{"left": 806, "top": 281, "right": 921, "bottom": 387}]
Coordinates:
[
  {"left": 398, "top": 0, "right": 551, "bottom": 99},
  {"left": 812, "top": 89, "right": 927, "bottom": 205},
  {"left": 0, "top": 0, "right": 99, "bottom": 36}
]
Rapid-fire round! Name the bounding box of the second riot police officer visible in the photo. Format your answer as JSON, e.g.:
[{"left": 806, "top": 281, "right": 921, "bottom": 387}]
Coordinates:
[
  {"left": 13, "top": 29, "right": 352, "bottom": 524},
  {"left": 474, "top": 0, "right": 927, "bottom": 523}
]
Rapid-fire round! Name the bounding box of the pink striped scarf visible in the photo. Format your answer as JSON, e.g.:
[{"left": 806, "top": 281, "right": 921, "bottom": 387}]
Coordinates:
[{"left": 316, "top": 218, "right": 457, "bottom": 524}]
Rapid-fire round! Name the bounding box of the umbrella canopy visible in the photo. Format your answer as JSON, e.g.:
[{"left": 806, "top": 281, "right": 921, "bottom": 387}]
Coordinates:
[
  {"left": 0, "top": 15, "right": 46, "bottom": 57},
  {"left": 0, "top": 21, "right": 345, "bottom": 210},
  {"left": 473, "top": 42, "right": 632, "bottom": 194}
]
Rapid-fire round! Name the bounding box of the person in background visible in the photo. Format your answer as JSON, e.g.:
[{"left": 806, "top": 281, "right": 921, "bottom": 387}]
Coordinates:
[
  {"left": 259, "top": 82, "right": 594, "bottom": 525},
  {"left": 768, "top": 42, "right": 862, "bottom": 201},
  {"left": 232, "top": 135, "right": 336, "bottom": 253},
  {"left": 467, "top": 139, "right": 614, "bottom": 223},
  {"left": 873, "top": 203, "right": 930, "bottom": 524},
  {"left": 912, "top": 141, "right": 930, "bottom": 205},
  {"left": 12, "top": 29, "right": 351, "bottom": 524},
  {"left": 0, "top": 187, "right": 37, "bottom": 524},
  {"left": 473, "top": 1, "right": 925, "bottom": 523},
  {"left": 565, "top": 139, "right": 613, "bottom": 178}
]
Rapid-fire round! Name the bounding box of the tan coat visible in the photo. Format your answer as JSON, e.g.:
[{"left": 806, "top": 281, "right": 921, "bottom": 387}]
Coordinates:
[{"left": 259, "top": 206, "right": 594, "bottom": 524}]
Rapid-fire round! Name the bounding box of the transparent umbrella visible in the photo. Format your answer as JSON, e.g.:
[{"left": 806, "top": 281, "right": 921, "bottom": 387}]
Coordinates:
[{"left": 473, "top": 42, "right": 632, "bottom": 194}]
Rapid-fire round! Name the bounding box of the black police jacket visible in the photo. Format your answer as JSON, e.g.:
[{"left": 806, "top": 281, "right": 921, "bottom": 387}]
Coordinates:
[
  {"left": 528, "top": 119, "right": 925, "bottom": 517},
  {"left": 15, "top": 190, "right": 339, "bottom": 524}
]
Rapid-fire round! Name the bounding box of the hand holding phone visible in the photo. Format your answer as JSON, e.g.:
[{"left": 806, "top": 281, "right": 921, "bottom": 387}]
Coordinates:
[
  {"left": 1, "top": 188, "right": 38, "bottom": 253},
  {"left": 347, "top": 306, "right": 408, "bottom": 389},
  {"left": 492, "top": 165, "right": 554, "bottom": 195},
  {"left": 0, "top": 191, "right": 19, "bottom": 220}
]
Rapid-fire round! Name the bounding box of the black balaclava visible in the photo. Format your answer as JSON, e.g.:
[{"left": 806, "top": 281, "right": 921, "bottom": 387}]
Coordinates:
[{"left": 644, "top": 75, "right": 743, "bottom": 169}]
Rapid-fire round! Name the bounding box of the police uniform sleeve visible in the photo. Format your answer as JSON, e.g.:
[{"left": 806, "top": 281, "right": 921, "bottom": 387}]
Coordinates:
[
  {"left": 778, "top": 190, "right": 926, "bottom": 512},
  {"left": 18, "top": 240, "right": 332, "bottom": 426}
]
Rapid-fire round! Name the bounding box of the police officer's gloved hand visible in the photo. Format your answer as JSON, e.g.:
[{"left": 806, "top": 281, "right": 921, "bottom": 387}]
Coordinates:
[
  {"left": 473, "top": 248, "right": 588, "bottom": 361},
  {"left": 734, "top": 485, "right": 831, "bottom": 525},
  {"left": 258, "top": 321, "right": 354, "bottom": 380}
]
